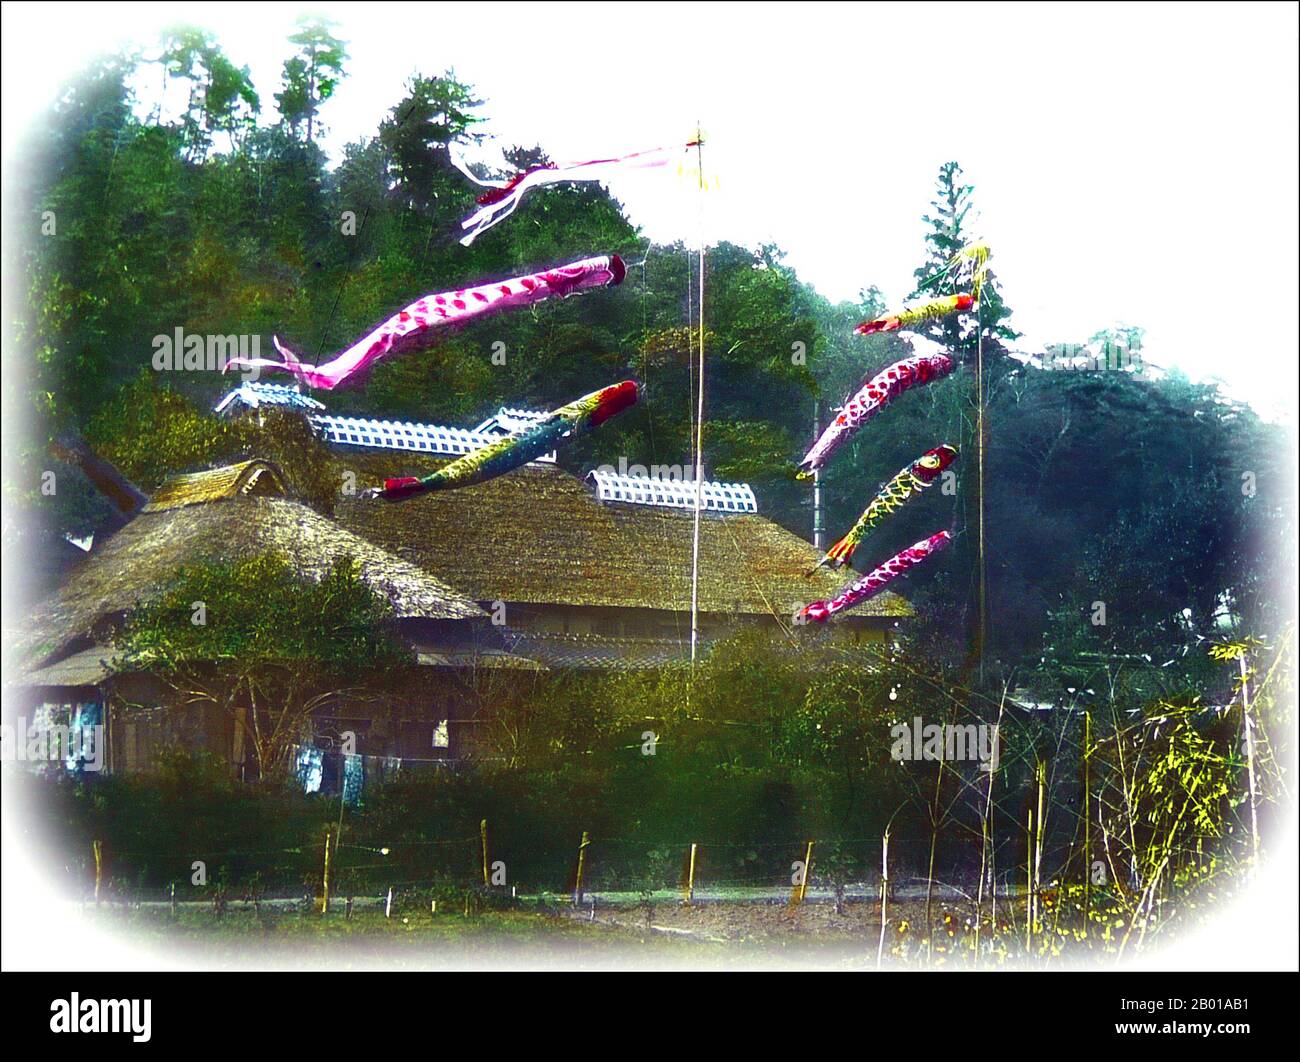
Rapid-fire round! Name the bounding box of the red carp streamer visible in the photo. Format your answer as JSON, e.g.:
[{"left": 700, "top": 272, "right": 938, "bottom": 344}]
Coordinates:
[
  {"left": 452, "top": 142, "right": 699, "bottom": 246},
  {"left": 224, "top": 255, "right": 625, "bottom": 390},
  {"left": 855, "top": 294, "right": 974, "bottom": 336},
  {"left": 798, "top": 531, "right": 952, "bottom": 623},
  {"left": 797, "top": 352, "right": 955, "bottom": 476}
]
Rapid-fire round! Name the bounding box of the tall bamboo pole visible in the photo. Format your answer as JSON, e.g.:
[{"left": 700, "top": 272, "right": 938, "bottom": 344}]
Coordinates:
[{"left": 689, "top": 127, "right": 706, "bottom": 665}]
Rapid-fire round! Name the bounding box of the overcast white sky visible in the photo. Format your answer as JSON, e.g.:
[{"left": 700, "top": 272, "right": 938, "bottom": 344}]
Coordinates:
[{"left": 3, "top": 1, "right": 1297, "bottom": 422}]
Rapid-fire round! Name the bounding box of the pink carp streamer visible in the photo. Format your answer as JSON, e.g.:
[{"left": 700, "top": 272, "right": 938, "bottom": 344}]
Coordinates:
[
  {"left": 797, "top": 531, "right": 952, "bottom": 623},
  {"left": 452, "top": 142, "right": 699, "bottom": 246},
  {"left": 224, "top": 254, "right": 626, "bottom": 390},
  {"left": 797, "top": 352, "right": 955, "bottom": 477}
]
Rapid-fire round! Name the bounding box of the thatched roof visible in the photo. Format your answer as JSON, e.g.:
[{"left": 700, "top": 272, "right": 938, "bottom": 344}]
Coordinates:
[
  {"left": 19, "top": 485, "right": 483, "bottom": 668},
  {"left": 142, "top": 458, "right": 288, "bottom": 512},
  {"left": 328, "top": 452, "right": 912, "bottom": 621},
  {"left": 16, "top": 645, "right": 118, "bottom": 687}
]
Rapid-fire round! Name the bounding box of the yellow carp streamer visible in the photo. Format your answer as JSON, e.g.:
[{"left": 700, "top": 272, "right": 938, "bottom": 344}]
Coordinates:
[
  {"left": 856, "top": 294, "right": 975, "bottom": 336},
  {"left": 810, "top": 444, "right": 958, "bottom": 573}
]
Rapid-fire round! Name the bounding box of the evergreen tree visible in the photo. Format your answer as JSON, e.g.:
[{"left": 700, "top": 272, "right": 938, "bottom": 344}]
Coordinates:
[
  {"left": 157, "top": 26, "right": 260, "bottom": 160},
  {"left": 910, "top": 161, "right": 1016, "bottom": 365},
  {"left": 275, "top": 15, "right": 348, "bottom": 143},
  {"left": 378, "top": 74, "right": 484, "bottom": 215}
]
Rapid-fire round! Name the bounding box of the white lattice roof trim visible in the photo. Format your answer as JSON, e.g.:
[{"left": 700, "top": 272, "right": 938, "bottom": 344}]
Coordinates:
[
  {"left": 214, "top": 382, "right": 326, "bottom": 415},
  {"left": 311, "top": 414, "right": 555, "bottom": 462},
  {"left": 475, "top": 407, "right": 549, "bottom": 434},
  {"left": 586, "top": 470, "right": 757, "bottom": 513}
]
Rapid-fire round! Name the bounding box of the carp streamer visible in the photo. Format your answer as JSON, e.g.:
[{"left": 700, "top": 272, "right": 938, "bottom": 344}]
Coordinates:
[
  {"left": 810, "top": 444, "right": 958, "bottom": 573},
  {"left": 798, "top": 531, "right": 952, "bottom": 623},
  {"left": 855, "top": 294, "right": 974, "bottom": 336},
  {"left": 452, "top": 142, "right": 700, "bottom": 246},
  {"left": 366, "top": 381, "right": 640, "bottom": 500},
  {"left": 797, "top": 352, "right": 955, "bottom": 476},
  {"left": 224, "top": 254, "right": 626, "bottom": 390}
]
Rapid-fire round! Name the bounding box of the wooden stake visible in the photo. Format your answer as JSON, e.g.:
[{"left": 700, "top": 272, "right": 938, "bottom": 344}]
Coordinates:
[
  {"left": 320, "top": 826, "right": 333, "bottom": 915},
  {"left": 876, "top": 828, "right": 890, "bottom": 969},
  {"left": 169, "top": 882, "right": 176, "bottom": 920},
  {"left": 791, "top": 840, "right": 815, "bottom": 907},
  {"left": 385, "top": 887, "right": 393, "bottom": 919},
  {"left": 480, "top": 818, "right": 490, "bottom": 887},
  {"left": 685, "top": 843, "right": 698, "bottom": 904},
  {"left": 1083, "top": 712, "right": 1092, "bottom": 931},
  {"left": 573, "top": 831, "right": 590, "bottom": 908},
  {"left": 92, "top": 840, "right": 102, "bottom": 905},
  {"left": 1240, "top": 654, "right": 1260, "bottom": 873},
  {"left": 1026, "top": 806, "right": 1034, "bottom": 942},
  {"left": 1034, "top": 761, "right": 1045, "bottom": 928}
]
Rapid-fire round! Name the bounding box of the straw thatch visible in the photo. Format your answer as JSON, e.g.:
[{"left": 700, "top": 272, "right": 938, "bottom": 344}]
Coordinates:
[
  {"left": 142, "top": 458, "right": 287, "bottom": 512},
  {"left": 329, "top": 452, "right": 913, "bottom": 621},
  {"left": 16, "top": 645, "right": 118, "bottom": 687},
  {"left": 19, "top": 486, "right": 484, "bottom": 668}
]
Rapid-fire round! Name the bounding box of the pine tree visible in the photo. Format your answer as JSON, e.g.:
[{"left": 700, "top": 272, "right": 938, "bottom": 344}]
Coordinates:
[
  {"left": 275, "top": 16, "right": 348, "bottom": 144},
  {"left": 378, "top": 73, "right": 484, "bottom": 215},
  {"left": 910, "top": 161, "right": 1017, "bottom": 366}
]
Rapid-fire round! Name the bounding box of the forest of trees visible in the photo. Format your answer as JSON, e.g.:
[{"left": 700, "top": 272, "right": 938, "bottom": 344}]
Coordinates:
[{"left": 6, "top": 18, "right": 1291, "bottom": 682}]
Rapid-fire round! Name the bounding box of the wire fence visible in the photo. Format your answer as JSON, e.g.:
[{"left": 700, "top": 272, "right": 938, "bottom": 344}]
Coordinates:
[{"left": 68, "top": 824, "right": 1120, "bottom": 915}]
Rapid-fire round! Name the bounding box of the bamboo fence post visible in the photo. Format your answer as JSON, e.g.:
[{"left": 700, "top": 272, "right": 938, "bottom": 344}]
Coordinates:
[
  {"left": 93, "top": 840, "right": 102, "bottom": 905},
  {"left": 1239, "top": 653, "right": 1260, "bottom": 873},
  {"left": 320, "top": 826, "right": 333, "bottom": 915},
  {"left": 876, "top": 828, "right": 890, "bottom": 969},
  {"left": 1025, "top": 806, "right": 1034, "bottom": 943},
  {"left": 685, "top": 843, "right": 698, "bottom": 904},
  {"left": 480, "top": 818, "right": 490, "bottom": 887},
  {"left": 573, "top": 831, "right": 590, "bottom": 908},
  {"left": 1083, "top": 712, "right": 1092, "bottom": 932},
  {"left": 1034, "top": 761, "right": 1045, "bottom": 929},
  {"left": 791, "top": 840, "right": 815, "bottom": 907}
]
